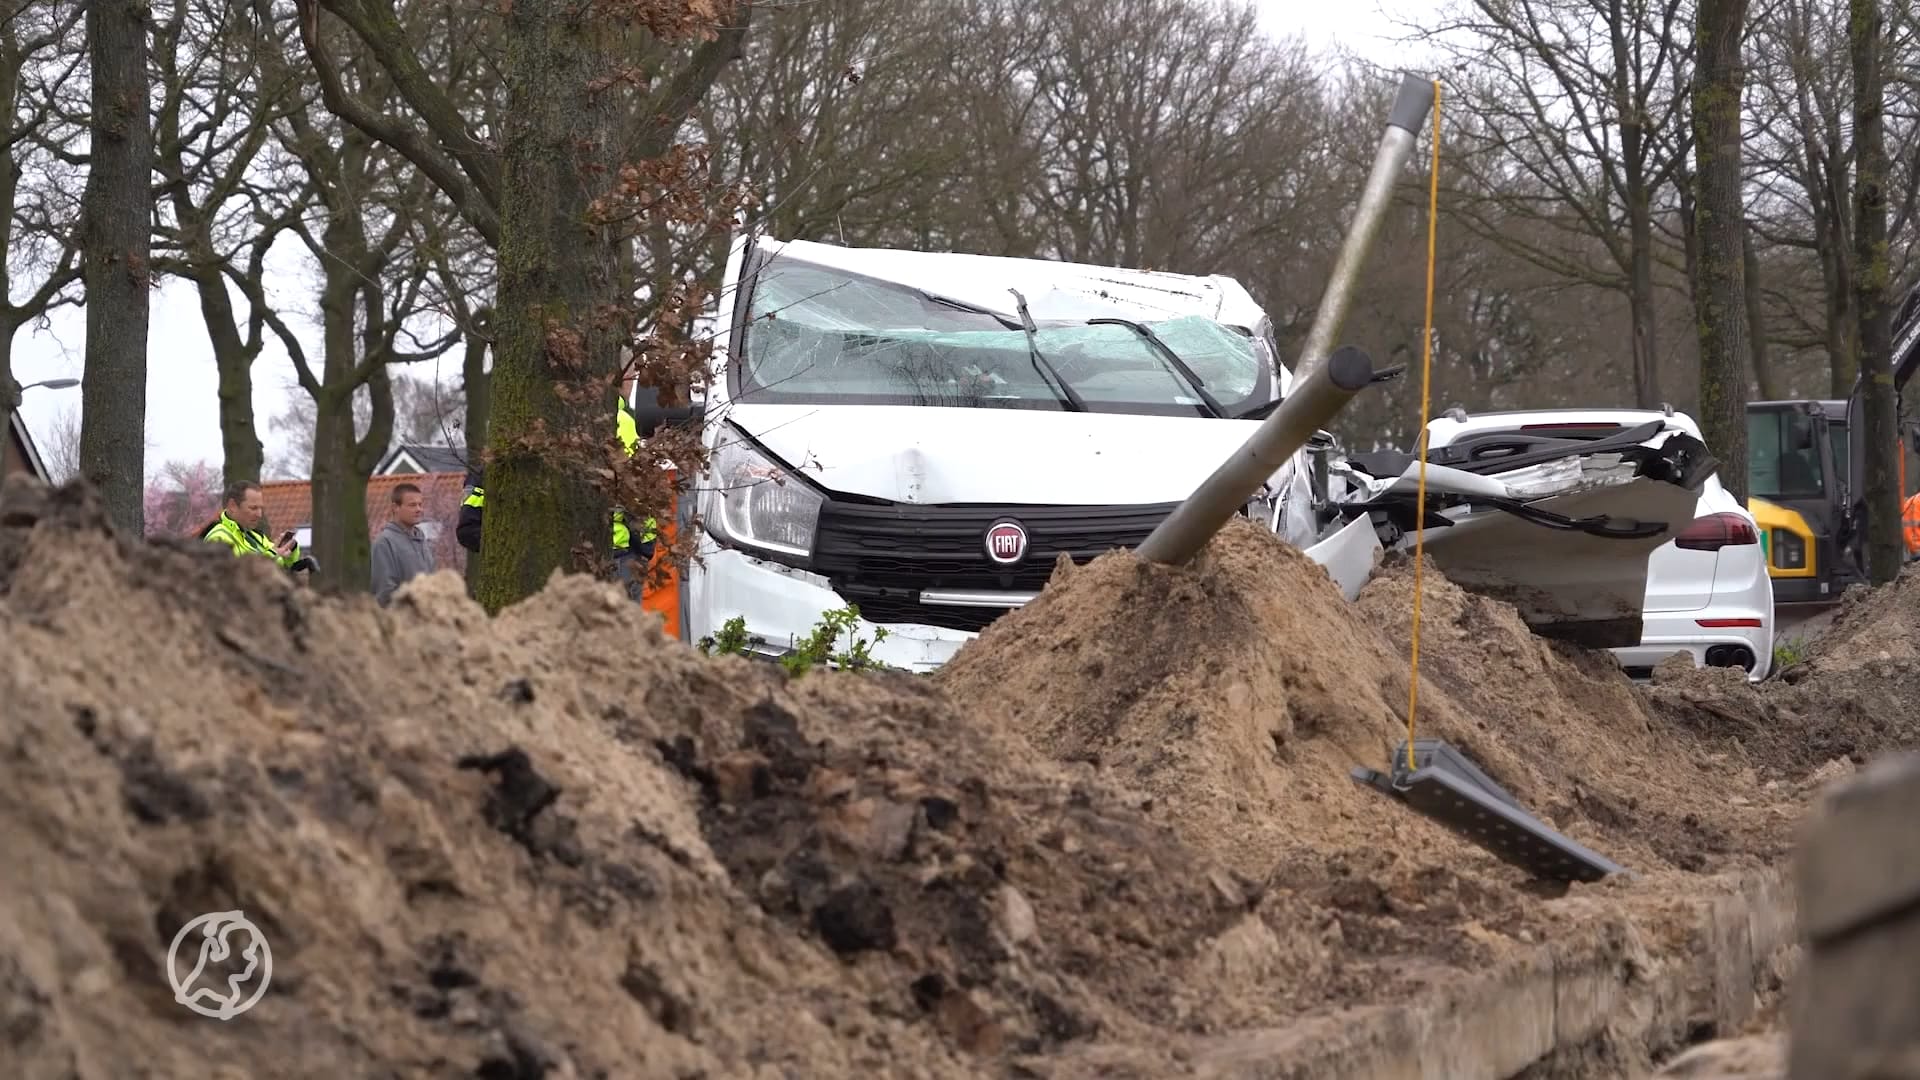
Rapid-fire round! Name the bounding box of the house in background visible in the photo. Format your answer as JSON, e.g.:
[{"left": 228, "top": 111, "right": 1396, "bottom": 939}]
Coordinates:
[
  {"left": 5, "top": 412, "right": 51, "bottom": 484},
  {"left": 375, "top": 443, "right": 472, "bottom": 479}
]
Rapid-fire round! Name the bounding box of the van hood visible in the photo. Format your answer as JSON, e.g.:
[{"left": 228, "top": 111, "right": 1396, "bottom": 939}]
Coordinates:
[{"left": 730, "top": 402, "right": 1281, "bottom": 504}]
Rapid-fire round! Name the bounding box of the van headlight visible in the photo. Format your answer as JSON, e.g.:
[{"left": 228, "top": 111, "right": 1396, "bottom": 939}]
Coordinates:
[{"left": 701, "top": 425, "right": 824, "bottom": 560}]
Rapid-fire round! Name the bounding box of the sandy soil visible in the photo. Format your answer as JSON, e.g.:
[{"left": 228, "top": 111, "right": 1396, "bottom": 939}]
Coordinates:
[{"left": 4, "top": 480, "right": 1915, "bottom": 1078}]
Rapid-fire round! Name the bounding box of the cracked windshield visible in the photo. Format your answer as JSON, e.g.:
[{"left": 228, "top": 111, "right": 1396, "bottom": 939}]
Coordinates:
[{"left": 737, "top": 258, "right": 1270, "bottom": 417}]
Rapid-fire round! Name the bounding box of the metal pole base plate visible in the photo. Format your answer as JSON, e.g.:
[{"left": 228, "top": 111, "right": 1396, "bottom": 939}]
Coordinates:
[{"left": 1352, "top": 738, "right": 1627, "bottom": 884}]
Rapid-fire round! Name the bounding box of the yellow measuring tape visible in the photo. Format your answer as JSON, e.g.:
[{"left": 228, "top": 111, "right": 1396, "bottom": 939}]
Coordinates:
[{"left": 1407, "top": 79, "right": 1442, "bottom": 773}]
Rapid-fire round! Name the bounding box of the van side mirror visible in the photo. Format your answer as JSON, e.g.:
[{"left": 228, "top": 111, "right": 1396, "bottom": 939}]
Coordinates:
[{"left": 631, "top": 384, "right": 707, "bottom": 438}]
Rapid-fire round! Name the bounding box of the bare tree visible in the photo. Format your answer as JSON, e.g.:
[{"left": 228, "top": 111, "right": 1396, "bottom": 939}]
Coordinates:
[
  {"left": 1851, "top": 0, "right": 1903, "bottom": 581},
  {"left": 0, "top": 1, "right": 83, "bottom": 483},
  {"left": 702, "top": 0, "right": 971, "bottom": 250},
  {"left": 294, "top": 0, "right": 752, "bottom": 608},
  {"left": 1743, "top": 0, "right": 1920, "bottom": 400},
  {"left": 418, "top": 210, "right": 490, "bottom": 470},
  {"left": 1747, "top": 0, "right": 1861, "bottom": 396},
  {"left": 1416, "top": 0, "right": 1692, "bottom": 407},
  {"left": 416, "top": 209, "right": 492, "bottom": 595},
  {"left": 1016, "top": 0, "right": 1330, "bottom": 275},
  {"left": 35, "top": 400, "right": 79, "bottom": 482},
  {"left": 265, "top": 370, "right": 468, "bottom": 479},
  {"left": 77, "top": 0, "right": 156, "bottom": 535},
  {"left": 261, "top": 75, "right": 458, "bottom": 591},
  {"left": 151, "top": 0, "right": 314, "bottom": 488},
  {"left": 1742, "top": 223, "right": 1783, "bottom": 400}
]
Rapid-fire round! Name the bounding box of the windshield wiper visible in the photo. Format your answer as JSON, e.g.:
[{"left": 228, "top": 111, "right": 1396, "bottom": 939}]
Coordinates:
[
  {"left": 1087, "top": 317, "right": 1227, "bottom": 419},
  {"left": 1007, "top": 288, "right": 1088, "bottom": 413},
  {"left": 921, "top": 290, "right": 1013, "bottom": 322}
]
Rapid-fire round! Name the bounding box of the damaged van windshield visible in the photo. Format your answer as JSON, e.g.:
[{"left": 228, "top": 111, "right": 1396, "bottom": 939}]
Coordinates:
[{"left": 732, "top": 256, "right": 1272, "bottom": 418}]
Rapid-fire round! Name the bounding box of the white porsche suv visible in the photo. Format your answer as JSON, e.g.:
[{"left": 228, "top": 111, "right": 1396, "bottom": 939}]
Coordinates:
[{"left": 1422, "top": 407, "right": 1775, "bottom": 681}]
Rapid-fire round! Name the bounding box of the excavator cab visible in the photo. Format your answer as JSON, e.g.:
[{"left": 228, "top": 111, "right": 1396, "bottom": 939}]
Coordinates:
[
  {"left": 1747, "top": 399, "right": 1855, "bottom": 602},
  {"left": 1747, "top": 279, "right": 1920, "bottom": 598}
]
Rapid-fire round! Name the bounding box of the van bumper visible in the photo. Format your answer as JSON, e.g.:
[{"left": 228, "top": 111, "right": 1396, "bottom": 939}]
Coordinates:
[{"left": 685, "top": 546, "right": 977, "bottom": 672}]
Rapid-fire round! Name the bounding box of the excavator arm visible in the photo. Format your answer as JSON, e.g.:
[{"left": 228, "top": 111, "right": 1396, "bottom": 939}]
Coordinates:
[{"left": 1892, "top": 281, "right": 1920, "bottom": 398}]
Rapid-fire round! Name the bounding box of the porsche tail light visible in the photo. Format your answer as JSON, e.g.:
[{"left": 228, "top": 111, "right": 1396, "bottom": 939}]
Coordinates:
[{"left": 1674, "top": 512, "right": 1759, "bottom": 551}]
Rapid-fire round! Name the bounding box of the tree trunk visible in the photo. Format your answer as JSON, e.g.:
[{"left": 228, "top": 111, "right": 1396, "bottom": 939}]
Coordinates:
[
  {"left": 0, "top": 318, "right": 22, "bottom": 484},
  {"left": 1816, "top": 187, "right": 1859, "bottom": 398},
  {"left": 307, "top": 242, "right": 369, "bottom": 593},
  {"left": 463, "top": 316, "right": 493, "bottom": 468},
  {"left": 1850, "top": 0, "right": 1902, "bottom": 583},
  {"left": 475, "top": 0, "right": 624, "bottom": 613},
  {"left": 1628, "top": 180, "right": 1662, "bottom": 409},
  {"left": 78, "top": 0, "right": 153, "bottom": 536},
  {"left": 1692, "top": 0, "right": 1754, "bottom": 505},
  {"left": 192, "top": 268, "right": 266, "bottom": 487},
  {"left": 308, "top": 383, "right": 358, "bottom": 582},
  {"left": 1743, "top": 225, "right": 1783, "bottom": 402},
  {"left": 1679, "top": 159, "right": 1700, "bottom": 307},
  {"left": 0, "top": 16, "right": 28, "bottom": 488},
  {"left": 462, "top": 315, "right": 491, "bottom": 597},
  {"left": 351, "top": 362, "right": 395, "bottom": 581}
]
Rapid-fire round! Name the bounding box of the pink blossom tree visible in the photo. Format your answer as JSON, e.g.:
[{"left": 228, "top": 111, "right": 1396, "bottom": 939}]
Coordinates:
[{"left": 143, "top": 460, "right": 224, "bottom": 539}]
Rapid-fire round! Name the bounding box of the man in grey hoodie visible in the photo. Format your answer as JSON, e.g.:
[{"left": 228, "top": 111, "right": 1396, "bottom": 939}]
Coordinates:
[{"left": 371, "top": 482, "right": 437, "bottom": 606}]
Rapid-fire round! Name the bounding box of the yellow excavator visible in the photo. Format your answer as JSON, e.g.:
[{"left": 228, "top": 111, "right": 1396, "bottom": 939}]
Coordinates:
[{"left": 1747, "top": 286, "right": 1920, "bottom": 601}]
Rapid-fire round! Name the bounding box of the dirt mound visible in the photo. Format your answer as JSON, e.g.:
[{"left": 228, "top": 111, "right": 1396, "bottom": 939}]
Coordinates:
[
  {"left": 1641, "top": 563, "right": 1920, "bottom": 778},
  {"left": 935, "top": 520, "right": 1813, "bottom": 1022},
  {"left": 938, "top": 523, "right": 1797, "bottom": 883},
  {"left": 934, "top": 523, "right": 1407, "bottom": 881},
  {"left": 0, "top": 482, "right": 1261, "bottom": 1077},
  {"left": 0, "top": 478, "right": 1873, "bottom": 1077}
]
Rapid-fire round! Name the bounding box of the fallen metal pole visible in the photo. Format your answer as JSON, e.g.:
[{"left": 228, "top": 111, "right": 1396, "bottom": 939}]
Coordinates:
[
  {"left": 1136, "top": 346, "right": 1376, "bottom": 564},
  {"left": 1294, "top": 72, "right": 1437, "bottom": 380},
  {"left": 1134, "top": 72, "right": 1436, "bottom": 567}
]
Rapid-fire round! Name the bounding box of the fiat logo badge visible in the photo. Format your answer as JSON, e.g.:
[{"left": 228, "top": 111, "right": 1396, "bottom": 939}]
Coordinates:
[{"left": 984, "top": 519, "right": 1029, "bottom": 565}]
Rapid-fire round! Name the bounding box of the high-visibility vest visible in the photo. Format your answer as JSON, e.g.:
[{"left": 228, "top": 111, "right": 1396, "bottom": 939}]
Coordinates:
[
  {"left": 610, "top": 396, "right": 659, "bottom": 549},
  {"left": 202, "top": 512, "right": 300, "bottom": 569},
  {"left": 1904, "top": 491, "right": 1920, "bottom": 556}
]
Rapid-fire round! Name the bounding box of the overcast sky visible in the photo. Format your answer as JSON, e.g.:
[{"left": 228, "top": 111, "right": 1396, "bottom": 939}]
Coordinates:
[{"left": 10, "top": 1, "right": 1440, "bottom": 477}]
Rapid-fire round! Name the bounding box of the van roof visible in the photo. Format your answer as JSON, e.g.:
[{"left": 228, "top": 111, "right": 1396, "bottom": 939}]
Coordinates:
[{"left": 745, "top": 236, "right": 1271, "bottom": 333}]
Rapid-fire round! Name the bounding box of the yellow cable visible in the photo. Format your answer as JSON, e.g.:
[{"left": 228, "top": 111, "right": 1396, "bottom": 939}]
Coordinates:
[{"left": 1407, "top": 79, "right": 1441, "bottom": 774}]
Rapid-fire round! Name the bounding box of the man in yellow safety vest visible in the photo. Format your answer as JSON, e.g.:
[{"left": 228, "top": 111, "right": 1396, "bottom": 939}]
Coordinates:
[
  {"left": 456, "top": 395, "right": 659, "bottom": 599},
  {"left": 201, "top": 480, "right": 306, "bottom": 570}
]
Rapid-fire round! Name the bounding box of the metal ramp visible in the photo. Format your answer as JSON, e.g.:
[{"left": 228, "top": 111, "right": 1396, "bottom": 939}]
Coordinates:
[{"left": 1352, "top": 738, "right": 1626, "bottom": 884}]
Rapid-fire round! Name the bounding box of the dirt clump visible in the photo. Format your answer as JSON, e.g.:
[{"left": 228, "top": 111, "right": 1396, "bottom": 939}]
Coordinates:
[
  {"left": 0, "top": 481, "right": 1255, "bottom": 1077},
  {"left": 1654, "top": 1033, "right": 1785, "bottom": 1078},
  {"left": 1641, "top": 563, "right": 1920, "bottom": 778}
]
